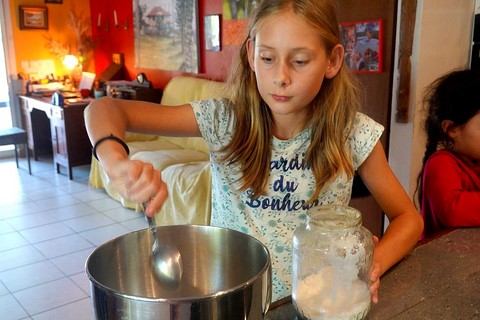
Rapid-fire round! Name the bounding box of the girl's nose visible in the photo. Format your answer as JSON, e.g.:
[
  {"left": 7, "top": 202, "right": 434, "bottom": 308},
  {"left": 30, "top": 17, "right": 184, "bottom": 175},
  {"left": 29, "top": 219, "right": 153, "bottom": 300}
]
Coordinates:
[{"left": 273, "top": 62, "right": 291, "bottom": 87}]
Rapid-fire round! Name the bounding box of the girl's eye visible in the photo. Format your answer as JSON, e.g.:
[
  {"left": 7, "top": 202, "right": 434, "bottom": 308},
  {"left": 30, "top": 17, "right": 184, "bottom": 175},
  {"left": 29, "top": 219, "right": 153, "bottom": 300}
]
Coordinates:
[
  {"left": 293, "top": 59, "right": 308, "bottom": 66},
  {"left": 260, "top": 55, "right": 274, "bottom": 63}
]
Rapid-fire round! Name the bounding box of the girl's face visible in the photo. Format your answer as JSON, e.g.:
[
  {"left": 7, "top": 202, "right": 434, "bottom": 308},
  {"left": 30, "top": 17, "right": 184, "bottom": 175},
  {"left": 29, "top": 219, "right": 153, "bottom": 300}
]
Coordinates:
[
  {"left": 448, "top": 112, "right": 480, "bottom": 164},
  {"left": 247, "top": 10, "right": 343, "bottom": 138}
]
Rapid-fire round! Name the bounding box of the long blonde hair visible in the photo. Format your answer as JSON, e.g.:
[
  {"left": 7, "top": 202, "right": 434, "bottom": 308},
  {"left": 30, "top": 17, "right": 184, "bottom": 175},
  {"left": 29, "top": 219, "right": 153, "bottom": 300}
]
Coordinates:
[{"left": 223, "top": 0, "right": 362, "bottom": 200}]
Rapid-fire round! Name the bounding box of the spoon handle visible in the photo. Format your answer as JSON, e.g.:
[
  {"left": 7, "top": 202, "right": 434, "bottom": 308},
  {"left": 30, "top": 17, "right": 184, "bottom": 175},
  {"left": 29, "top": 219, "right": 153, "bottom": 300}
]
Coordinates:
[{"left": 142, "top": 202, "right": 158, "bottom": 240}]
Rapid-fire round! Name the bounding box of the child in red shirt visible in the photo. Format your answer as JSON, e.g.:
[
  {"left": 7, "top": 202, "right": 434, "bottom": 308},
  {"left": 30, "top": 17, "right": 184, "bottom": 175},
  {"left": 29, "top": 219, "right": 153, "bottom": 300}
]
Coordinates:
[{"left": 417, "top": 69, "right": 480, "bottom": 238}]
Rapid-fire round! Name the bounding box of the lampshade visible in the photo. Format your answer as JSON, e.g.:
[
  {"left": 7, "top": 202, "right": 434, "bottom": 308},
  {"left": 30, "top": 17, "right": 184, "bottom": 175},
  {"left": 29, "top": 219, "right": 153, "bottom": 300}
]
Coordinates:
[{"left": 63, "top": 55, "right": 79, "bottom": 69}]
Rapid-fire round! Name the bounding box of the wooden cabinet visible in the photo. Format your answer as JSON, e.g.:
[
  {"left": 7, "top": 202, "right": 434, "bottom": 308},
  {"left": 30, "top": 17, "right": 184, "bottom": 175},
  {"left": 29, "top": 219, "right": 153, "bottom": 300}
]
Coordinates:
[
  {"left": 49, "top": 103, "right": 92, "bottom": 179},
  {"left": 19, "top": 96, "right": 52, "bottom": 160},
  {"left": 18, "top": 96, "right": 92, "bottom": 180}
]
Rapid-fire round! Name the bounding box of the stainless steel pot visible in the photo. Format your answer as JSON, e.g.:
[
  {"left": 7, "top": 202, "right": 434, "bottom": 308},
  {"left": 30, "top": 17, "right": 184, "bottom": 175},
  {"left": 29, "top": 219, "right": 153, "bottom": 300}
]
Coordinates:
[{"left": 86, "top": 225, "right": 272, "bottom": 319}]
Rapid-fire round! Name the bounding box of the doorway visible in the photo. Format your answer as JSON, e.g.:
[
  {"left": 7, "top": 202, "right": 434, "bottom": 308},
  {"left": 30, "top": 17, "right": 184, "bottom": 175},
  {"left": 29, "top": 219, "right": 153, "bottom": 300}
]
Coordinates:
[
  {"left": 0, "top": 1, "right": 18, "bottom": 156},
  {"left": 0, "top": 22, "right": 12, "bottom": 130}
]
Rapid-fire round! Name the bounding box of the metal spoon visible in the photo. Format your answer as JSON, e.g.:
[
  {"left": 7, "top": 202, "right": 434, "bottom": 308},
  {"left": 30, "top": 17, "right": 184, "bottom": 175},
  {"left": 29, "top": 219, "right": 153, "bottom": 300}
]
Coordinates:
[{"left": 143, "top": 203, "right": 183, "bottom": 286}]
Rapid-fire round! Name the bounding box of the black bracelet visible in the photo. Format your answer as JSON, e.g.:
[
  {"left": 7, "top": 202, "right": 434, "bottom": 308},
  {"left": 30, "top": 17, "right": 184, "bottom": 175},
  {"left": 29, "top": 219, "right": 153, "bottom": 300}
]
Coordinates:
[{"left": 92, "top": 134, "right": 130, "bottom": 161}]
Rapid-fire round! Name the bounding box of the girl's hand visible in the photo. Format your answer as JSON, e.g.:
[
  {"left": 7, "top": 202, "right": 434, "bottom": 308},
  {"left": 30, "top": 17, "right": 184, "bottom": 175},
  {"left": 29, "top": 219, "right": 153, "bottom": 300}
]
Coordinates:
[
  {"left": 105, "top": 159, "right": 168, "bottom": 217},
  {"left": 370, "top": 235, "right": 381, "bottom": 304}
]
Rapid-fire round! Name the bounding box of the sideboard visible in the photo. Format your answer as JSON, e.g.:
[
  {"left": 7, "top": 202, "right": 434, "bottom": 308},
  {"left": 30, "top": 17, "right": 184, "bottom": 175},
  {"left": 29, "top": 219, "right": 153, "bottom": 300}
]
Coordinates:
[{"left": 18, "top": 95, "right": 92, "bottom": 180}]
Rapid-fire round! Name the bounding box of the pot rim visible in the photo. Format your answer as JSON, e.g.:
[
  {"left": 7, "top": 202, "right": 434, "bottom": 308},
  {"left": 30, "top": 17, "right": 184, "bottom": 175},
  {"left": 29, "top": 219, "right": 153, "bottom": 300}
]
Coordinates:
[{"left": 85, "top": 224, "right": 272, "bottom": 303}]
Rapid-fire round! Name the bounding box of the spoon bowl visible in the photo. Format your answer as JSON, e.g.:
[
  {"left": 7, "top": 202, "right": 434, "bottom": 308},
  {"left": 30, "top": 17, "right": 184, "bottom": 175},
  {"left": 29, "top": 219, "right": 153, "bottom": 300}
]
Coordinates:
[{"left": 144, "top": 205, "right": 183, "bottom": 286}]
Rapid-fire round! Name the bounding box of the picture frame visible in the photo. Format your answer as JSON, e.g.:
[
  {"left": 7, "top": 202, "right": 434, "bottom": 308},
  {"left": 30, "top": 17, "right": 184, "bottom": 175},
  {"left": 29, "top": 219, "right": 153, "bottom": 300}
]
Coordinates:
[
  {"left": 339, "top": 19, "right": 383, "bottom": 73},
  {"left": 19, "top": 6, "right": 48, "bottom": 30},
  {"left": 44, "top": 0, "right": 63, "bottom": 3},
  {"left": 204, "top": 15, "right": 221, "bottom": 52},
  {"left": 133, "top": 0, "right": 200, "bottom": 73}
]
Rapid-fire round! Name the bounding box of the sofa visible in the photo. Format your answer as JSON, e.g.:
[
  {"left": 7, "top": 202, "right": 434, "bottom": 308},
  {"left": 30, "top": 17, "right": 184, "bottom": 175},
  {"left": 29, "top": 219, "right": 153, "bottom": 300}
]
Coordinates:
[{"left": 89, "top": 76, "right": 227, "bottom": 225}]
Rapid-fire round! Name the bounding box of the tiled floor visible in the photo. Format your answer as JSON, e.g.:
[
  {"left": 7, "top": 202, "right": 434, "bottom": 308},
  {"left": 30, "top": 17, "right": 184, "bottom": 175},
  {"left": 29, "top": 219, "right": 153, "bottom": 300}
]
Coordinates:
[{"left": 0, "top": 156, "right": 146, "bottom": 319}]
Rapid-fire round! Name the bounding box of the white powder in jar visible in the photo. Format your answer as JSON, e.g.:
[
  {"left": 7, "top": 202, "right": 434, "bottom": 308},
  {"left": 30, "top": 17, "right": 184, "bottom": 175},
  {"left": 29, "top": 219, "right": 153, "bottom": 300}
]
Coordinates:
[{"left": 293, "top": 266, "right": 371, "bottom": 320}]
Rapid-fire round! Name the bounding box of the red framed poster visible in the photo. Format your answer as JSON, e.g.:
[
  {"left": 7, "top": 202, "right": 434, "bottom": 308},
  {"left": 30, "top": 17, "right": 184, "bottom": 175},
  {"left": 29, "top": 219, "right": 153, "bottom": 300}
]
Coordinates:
[{"left": 340, "top": 20, "right": 383, "bottom": 73}]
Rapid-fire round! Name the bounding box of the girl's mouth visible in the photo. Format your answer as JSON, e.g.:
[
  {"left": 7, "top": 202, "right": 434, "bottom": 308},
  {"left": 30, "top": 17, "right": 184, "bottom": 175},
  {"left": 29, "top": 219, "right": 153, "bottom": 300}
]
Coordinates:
[{"left": 271, "top": 94, "right": 292, "bottom": 102}]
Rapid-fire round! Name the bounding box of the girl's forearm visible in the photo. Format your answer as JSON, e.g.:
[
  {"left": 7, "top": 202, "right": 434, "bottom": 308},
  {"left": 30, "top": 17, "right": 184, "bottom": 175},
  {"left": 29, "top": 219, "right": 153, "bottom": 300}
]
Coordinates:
[
  {"left": 374, "top": 212, "right": 423, "bottom": 276},
  {"left": 84, "top": 96, "right": 130, "bottom": 166}
]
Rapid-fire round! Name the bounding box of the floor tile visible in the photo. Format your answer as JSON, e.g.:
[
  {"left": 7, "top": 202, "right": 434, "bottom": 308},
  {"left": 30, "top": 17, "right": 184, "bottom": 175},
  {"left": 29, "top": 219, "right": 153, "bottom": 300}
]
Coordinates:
[
  {"left": 32, "top": 297, "right": 94, "bottom": 320},
  {"left": 51, "top": 248, "right": 95, "bottom": 276},
  {"left": 61, "top": 182, "right": 92, "bottom": 194},
  {"left": 0, "top": 232, "right": 29, "bottom": 252},
  {"left": 0, "top": 294, "right": 29, "bottom": 320},
  {"left": 103, "top": 206, "right": 142, "bottom": 222},
  {"left": 20, "top": 222, "right": 74, "bottom": 244},
  {"left": 122, "top": 216, "right": 148, "bottom": 232},
  {"left": 70, "top": 272, "right": 91, "bottom": 295},
  {"left": 0, "top": 201, "right": 45, "bottom": 219},
  {"left": 0, "top": 260, "right": 64, "bottom": 292},
  {"left": 0, "top": 245, "right": 46, "bottom": 272},
  {"left": 34, "top": 234, "right": 94, "bottom": 259},
  {"left": 70, "top": 188, "right": 109, "bottom": 202},
  {"left": 0, "top": 157, "right": 152, "bottom": 318},
  {"left": 46, "top": 203, "right": 99, "bottom": 221},
  {"left": 13, "top": 278, "right": 87, "bottom": 315},
  {"left": 6, "top": 212, "right": 59, "bottom": 231},
  {"left": 0, "top": 220, "right": 15, "bottom": 235},
  {"left": 79, "top": 224, "right": 131, "bottom": 246},
  {"left": 0, "top": 191, "right": 30, "bottom": 207},
  {"left": 86, "top": 197, "right": 125, "bottom": 212},
  {"left": 25, "top": 186, "right": 68, "bottom": 201},
  {"left": 0, "top": 280, "right": 8, "bottom": 295},
  {"left": 62, "top": 213, "right": 115, "bottom": 233},
  {"left": 34, "top": 194, "right": 82, "bottom": 211}
]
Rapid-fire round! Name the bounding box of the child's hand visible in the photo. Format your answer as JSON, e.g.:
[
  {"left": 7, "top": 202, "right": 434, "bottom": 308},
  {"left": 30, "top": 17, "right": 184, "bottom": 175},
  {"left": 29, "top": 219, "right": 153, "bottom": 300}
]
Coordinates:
[
  {"left": 106, "top": 159, "right": 168, "bottom": 216},
  {"left": 370, "top": 235, "right": 381, "bottom": 304}
]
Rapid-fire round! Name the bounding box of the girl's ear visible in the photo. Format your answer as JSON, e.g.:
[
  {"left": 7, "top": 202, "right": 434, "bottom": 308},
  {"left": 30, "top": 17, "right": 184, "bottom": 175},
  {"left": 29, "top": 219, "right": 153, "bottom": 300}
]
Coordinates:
[
  {"left": 325, "top": 44, "right": 344, "bottom": 79},
  {"left": 246, "top": 38, "right": 255, "bottom": 72},
  {"left": 441, "top": 120, "right": 458, "bottom": 138}
]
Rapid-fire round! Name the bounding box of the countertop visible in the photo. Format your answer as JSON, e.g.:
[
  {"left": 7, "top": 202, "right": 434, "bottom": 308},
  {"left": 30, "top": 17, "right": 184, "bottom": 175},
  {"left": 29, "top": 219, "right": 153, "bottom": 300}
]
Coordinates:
[{"left": 265, "top": 228, "right": 480, "bottom": 319}]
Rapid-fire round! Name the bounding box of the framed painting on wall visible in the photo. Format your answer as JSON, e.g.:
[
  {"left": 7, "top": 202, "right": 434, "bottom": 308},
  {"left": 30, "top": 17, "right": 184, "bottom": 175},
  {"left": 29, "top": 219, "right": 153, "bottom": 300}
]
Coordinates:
[
  {"left": 222, "top": 0, "right": 257, "bottom": 45},
  {"left": 19, "top": 6, "right": 48, "bottom": 30},
  {"left": 205, "top": 15, "right": 221, "bottom": 52},
  {"left": 340, "top": 20, "right": 383, "bottom": 73},
  {"left": 133, "top": 0, "right": 200, "bottom": 73}
]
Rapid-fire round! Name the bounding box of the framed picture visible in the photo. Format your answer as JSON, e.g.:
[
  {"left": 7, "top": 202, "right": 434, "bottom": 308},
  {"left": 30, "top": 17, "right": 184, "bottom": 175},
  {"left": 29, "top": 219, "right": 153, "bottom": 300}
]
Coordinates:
[
  {"left": 133, "top": 0, "right": 200, "bottom": 73},
  {"left": 19, "top": 6, "right": 48, "bottom": 30},
  {"left": 339, "top": 19, "right": 383, "bottom": 73},
  {"left": 205, "top": 15, "right": 221, "bottom": 51},
  {"left": 222, "top": 0, "right": 257, "bottom": 45},
  {"left": 45, "top": 0, "right": 63, "bottom": 3}
]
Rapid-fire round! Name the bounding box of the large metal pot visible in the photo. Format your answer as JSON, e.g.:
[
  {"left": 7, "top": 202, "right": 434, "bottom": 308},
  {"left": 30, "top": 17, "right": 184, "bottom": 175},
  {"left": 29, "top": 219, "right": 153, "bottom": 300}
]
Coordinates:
[{"left": 86, "top": 225, "right": 272, "bottom": 319}]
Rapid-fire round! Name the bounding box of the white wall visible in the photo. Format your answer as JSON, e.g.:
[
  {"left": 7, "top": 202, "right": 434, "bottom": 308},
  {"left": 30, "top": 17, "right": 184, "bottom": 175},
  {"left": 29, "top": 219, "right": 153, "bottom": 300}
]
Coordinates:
[{"left": 389, "top": 0, "right": 476, "bottom": 205}]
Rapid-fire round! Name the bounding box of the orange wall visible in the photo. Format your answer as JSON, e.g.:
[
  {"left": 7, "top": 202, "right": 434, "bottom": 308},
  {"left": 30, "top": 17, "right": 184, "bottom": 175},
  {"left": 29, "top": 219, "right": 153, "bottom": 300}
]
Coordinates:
[
  {"left": 9, "top": 0, "right": 92, "bottom": 78},
  {"left": 9, "top": 0, "right": 239, "bottom": 88}
]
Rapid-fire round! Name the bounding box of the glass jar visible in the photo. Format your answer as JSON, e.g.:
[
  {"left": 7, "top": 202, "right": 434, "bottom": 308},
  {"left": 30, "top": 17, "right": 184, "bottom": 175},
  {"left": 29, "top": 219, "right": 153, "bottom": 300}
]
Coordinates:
[{"left": 292, "top": 205, "right": 374, "bottom": 320}]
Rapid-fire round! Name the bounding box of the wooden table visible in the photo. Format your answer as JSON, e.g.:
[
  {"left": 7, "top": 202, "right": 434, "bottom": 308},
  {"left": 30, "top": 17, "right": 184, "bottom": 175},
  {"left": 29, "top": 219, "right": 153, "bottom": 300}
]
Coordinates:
[
  {"left": 19, "top": 95, "right": 92, "bottom": 179},
  {"left": 265, "top": 228, "right": 480, "bottom": 319}
]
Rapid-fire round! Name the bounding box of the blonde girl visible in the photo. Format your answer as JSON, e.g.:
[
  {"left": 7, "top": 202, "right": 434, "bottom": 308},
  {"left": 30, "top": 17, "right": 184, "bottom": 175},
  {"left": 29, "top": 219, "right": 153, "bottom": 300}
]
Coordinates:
[{"left": 85, "top": 0, "right": 423, "bottom": 302}]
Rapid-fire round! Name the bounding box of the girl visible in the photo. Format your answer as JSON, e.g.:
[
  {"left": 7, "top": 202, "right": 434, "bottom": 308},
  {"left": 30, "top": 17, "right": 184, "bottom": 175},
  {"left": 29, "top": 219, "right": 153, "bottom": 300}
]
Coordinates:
[
  {"left": 416, "top": 69, "right": 480, "bottom": 238},
  {"left": 85, "top": 0, "right": 423, "bottom": 302}
]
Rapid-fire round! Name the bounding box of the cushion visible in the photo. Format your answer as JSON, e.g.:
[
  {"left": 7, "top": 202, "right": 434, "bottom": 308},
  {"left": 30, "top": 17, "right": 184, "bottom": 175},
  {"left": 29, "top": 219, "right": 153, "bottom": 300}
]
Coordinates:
[
  {"left": 154, "top": 161, "right": 212, "bottom": 226},
  {"left": 130, "top": 149, "right": 209, "bottom": 172},
  {"left": 125, "top": 132, "right": 158, "bottom": 142},
  {"left": 127, "top": 139, "right": 181, "bottom": 155}
]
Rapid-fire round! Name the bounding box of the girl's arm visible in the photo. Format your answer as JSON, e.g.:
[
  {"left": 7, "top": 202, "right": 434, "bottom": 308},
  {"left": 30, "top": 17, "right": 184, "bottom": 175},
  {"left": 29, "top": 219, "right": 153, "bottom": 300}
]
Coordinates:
[
  {"left": 357, "top": 141, "right": 424, "bottom": 301},
  {"left": 84, "top": 96, "right": 201, "bottom": 215}
]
